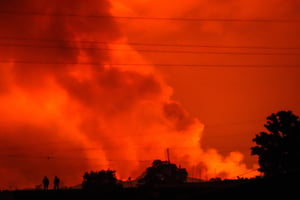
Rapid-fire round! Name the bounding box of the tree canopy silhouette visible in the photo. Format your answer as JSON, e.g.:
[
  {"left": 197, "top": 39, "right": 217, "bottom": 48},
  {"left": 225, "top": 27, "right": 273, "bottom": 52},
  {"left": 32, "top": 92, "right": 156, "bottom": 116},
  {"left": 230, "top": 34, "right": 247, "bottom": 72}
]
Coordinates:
[
  {"left": 82, "top": 170, "right": 121, "bottom": 190},
  {"left": 251, "top": 110, "right": 300, "bottom": 177},
  {"left": 139, "top": 160, "right": 188, "bottom": 186}
]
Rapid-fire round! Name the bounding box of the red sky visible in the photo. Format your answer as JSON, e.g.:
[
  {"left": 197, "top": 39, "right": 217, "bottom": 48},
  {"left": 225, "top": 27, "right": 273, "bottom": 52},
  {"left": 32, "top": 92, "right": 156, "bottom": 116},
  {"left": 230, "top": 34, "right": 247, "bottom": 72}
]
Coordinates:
[
  {"left": 112, "top": 0, "right": 300, "bottom": 171},
  {"left": 1, "top": 0, "right": 300, "bottom": 189}
]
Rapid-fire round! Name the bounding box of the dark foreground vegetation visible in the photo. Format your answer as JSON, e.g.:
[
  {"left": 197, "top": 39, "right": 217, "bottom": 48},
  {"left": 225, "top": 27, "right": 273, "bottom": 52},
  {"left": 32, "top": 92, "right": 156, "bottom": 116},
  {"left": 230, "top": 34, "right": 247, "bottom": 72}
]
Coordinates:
[
  {"left": 1, "top": 110, "right": 299, "bottom": 199},
  {"left": 1, "top": 173, "right": 299, "bottom": 200}
]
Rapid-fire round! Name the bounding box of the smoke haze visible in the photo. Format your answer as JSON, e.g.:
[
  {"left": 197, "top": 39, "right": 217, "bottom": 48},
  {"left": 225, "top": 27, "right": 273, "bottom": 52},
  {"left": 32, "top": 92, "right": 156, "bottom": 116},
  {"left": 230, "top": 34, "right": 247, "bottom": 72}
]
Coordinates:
[{"left": 5, "top": 0, "right": 295, "bottom": 189}]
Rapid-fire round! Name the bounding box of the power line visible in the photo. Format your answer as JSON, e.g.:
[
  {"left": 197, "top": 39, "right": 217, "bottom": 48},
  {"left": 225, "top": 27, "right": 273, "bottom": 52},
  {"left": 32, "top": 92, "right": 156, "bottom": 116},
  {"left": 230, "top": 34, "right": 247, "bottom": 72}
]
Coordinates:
[
  {"left": 116, "top": 49, "right": 300, "bottom": 56},
  {"left": 234, "top": 168, "right": 260, "bottom": 179},
  {"left": 1, "top": 43, "right": 300, "bottom": 56},
  {"left": 204, "top": 119, "right": 263, "bottom": 129},
  {"left": 0, "top": 11, "right": 300, "bottom": 23},
  {"left": 0, "top": 154, "right": 154, "bottom": 162},
  {"left": 0, "top": 60, "right": 299, "bottom": 67},
  {"left": 1, "top": 36, "right": 300, "bottom": 50}
]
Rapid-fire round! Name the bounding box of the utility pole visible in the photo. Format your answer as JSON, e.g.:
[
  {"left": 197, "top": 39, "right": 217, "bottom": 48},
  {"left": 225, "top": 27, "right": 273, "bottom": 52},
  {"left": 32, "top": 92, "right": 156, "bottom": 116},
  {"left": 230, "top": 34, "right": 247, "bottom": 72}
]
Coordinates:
[{"left": 166, "top": 148, "right": 170, "bottom": 164}]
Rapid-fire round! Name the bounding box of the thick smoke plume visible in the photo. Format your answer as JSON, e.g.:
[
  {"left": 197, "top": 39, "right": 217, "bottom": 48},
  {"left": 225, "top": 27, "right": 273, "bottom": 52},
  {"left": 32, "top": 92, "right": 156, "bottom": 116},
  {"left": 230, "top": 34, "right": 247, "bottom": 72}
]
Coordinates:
[{"left": 0, "top": 0, "right": 259, "bottom": 189}]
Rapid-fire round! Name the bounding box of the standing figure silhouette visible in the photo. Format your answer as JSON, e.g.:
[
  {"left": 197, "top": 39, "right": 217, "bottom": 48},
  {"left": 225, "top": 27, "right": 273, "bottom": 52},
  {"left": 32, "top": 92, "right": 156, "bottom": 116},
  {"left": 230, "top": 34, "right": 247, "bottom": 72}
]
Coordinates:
[
  {"left": 53, "top": 176, "right": 60, "bottom": 190},
  {"left": 43, "top": 176, "right": 49, "bottom": 190}
]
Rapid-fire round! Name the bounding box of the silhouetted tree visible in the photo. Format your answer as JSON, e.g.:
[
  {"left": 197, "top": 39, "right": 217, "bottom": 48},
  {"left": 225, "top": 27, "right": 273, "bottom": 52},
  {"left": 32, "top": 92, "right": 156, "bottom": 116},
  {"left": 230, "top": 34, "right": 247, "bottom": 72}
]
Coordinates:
[
  {"left": 139, "top": 160, "right": 188, "bottom": 186},
  {"left": 82, "top": 170, "right": 121, "bottom": 190},
  {"left": 251, "top": 110, "right": 300, "bottom": 177}
]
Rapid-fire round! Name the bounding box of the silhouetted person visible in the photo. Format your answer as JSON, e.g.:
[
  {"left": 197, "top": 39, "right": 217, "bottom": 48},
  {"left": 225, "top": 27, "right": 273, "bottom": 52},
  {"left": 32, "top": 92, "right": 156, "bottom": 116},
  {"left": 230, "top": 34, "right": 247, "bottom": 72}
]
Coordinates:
[
  {"left": 128, "top": 176, "right": 132, "bottom": 187},
  {"left": 53, "top": 176, "right": 60, "bottom": 190},
  {"left": 43, "top": 176, "right": 49, "bottom": 190}
]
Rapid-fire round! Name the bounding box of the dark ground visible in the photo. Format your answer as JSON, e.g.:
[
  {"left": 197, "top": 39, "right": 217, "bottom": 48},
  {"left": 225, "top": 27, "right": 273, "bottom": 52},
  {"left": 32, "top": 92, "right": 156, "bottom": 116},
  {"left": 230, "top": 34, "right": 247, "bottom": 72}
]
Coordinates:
[{"left": 0, "top": 175, "right": 298, "bottom": 200}]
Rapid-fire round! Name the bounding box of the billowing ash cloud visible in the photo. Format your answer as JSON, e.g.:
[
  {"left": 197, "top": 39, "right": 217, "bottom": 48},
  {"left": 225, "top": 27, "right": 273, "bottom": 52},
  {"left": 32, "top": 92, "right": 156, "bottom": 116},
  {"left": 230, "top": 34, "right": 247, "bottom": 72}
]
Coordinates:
[
  {"left": 0, "top": 0, "right": 258, "bottom": 189},
  {"left": 0, "top": 0, "right": 122, "bottom": 189}
]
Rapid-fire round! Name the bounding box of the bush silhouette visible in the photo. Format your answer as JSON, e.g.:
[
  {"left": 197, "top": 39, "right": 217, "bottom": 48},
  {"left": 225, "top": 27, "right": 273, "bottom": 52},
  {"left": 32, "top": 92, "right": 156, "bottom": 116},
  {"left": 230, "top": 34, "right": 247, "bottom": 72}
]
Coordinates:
[
  {"left": 82, "top": 170, "right": 121, "bottom": 190},
  {"left": 139, "top": 160, "right": 187, "bottom": 186}
]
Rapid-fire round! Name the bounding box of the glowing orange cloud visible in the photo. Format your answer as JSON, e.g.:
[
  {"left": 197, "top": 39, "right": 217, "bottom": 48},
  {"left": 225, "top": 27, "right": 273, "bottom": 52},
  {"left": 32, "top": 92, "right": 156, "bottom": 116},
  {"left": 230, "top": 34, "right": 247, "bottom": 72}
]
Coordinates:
[{"left": 0, "top": 0, "right": 266, "bottom": 190}]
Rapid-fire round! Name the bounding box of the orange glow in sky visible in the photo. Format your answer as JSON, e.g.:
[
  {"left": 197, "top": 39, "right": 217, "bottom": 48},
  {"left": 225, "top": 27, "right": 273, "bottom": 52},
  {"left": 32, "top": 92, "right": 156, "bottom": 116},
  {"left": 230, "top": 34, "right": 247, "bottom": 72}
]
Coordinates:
[{"left": 1, "top": 0, "right": 300, "bottom": 189}]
